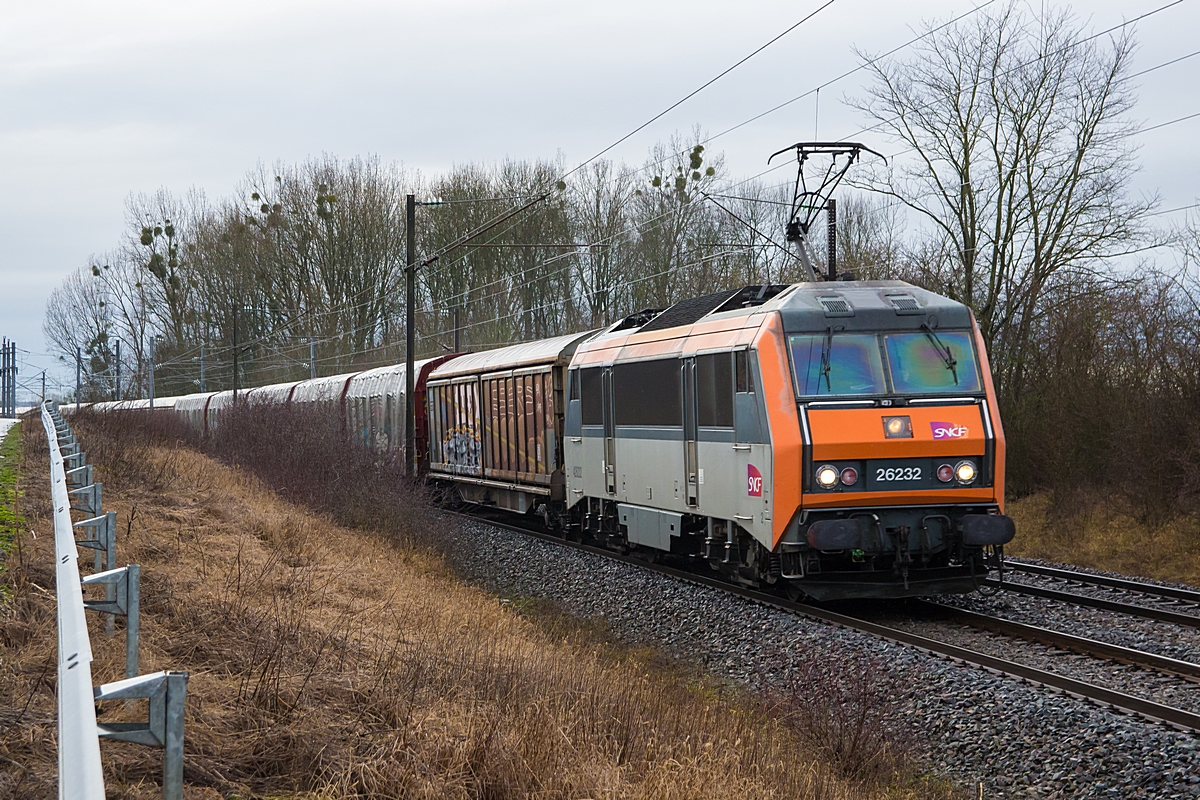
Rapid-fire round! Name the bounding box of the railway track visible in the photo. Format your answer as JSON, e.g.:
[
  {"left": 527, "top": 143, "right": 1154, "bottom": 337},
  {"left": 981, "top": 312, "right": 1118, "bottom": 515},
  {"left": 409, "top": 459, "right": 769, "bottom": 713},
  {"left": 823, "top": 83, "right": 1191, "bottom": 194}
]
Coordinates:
[
  {"left": 922, "top": 602, "right": 1200, "bottom": 682},
  {"left": 455, "top": 510, "right": 1200, "bottom": 734},
  {"left": 984, "top": 575, "right": 1200, "bottom": 630},
  {"left": 1008, "top": 560, "right": 1200, "bottom": 606}
]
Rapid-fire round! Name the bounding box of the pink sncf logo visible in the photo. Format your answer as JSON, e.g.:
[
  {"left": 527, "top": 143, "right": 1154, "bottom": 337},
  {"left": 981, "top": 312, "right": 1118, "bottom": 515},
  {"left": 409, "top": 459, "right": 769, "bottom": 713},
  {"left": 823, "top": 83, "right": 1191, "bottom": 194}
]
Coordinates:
[
  {"left": 747, "top": 464, "right": 763, "bottom": 497},
  {"left": 930, "top": 421, "right": 969, "bottom": 440}
]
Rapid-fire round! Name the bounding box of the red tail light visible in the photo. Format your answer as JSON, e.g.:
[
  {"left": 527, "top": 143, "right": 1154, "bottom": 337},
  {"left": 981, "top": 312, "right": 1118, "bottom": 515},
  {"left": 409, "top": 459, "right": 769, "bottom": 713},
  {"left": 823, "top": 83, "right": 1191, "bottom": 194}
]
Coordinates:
[{"left": 840, "top": 467, "right": 859, "bottom": 486}]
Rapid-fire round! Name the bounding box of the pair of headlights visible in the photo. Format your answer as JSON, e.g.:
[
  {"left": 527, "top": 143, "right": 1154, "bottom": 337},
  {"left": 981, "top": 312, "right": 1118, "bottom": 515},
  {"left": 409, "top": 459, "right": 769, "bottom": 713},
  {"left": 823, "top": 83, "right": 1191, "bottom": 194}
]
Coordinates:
[
  {"left": 815, "top": 464, "right": 857, "bottom": 488},
  {"left": 813, "top": 459, "right": 977, "bottom": 489}
]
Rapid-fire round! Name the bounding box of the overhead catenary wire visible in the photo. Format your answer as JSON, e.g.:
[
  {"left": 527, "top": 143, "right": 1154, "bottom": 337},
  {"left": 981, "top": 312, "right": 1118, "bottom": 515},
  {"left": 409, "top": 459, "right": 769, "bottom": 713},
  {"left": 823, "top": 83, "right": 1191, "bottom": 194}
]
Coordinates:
[
  {"left": 1148, "top": 201, "right": 1200, "bottom": 217},
  {"left": 415, "top": 0, "right": 849, "bottom": 292},
  {"left": 1140, "top": 110, "right": 1200, "bottom": 134},
  {"left": 1128, "top": 46, "right": 1200, "bottom": 79},
  {"left": 560, "top": 0, "right": 841, "bottom": 183}
]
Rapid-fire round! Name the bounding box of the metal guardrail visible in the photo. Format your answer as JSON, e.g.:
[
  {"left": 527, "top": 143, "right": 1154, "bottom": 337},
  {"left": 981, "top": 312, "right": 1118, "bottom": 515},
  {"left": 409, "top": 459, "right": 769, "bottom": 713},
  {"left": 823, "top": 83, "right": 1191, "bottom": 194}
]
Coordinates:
[{"left": 42, "top": 401, "right": 188, "bottom": 800}]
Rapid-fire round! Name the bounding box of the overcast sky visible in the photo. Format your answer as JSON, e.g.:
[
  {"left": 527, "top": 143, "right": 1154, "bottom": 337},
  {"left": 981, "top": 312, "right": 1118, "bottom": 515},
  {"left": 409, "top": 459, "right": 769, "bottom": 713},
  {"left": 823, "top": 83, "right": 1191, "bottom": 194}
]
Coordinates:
[{"left": 2, "top": 0, "right": 1197, "bottom": 398}]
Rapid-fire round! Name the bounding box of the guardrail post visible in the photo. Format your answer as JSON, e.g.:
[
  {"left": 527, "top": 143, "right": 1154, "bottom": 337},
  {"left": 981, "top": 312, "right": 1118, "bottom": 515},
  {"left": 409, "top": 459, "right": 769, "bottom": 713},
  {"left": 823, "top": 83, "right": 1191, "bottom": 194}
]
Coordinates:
[
  {"left": 69, "top": 481, "right": 102, "bottom": 516},
  {"left": 73, "top": 511, "right": 118, "bottom": 635},
  {"left": 66, "top": 462, "right": 92, "bottom": 489},
  {"left": 82, "top": 564, "right": 140, "bottom": 678},
  {"left": 163, "top": 672, "right": 187, "bottom": 800},
  {"left": 94, "top": 670, "right": 190, "bottom": 800}
]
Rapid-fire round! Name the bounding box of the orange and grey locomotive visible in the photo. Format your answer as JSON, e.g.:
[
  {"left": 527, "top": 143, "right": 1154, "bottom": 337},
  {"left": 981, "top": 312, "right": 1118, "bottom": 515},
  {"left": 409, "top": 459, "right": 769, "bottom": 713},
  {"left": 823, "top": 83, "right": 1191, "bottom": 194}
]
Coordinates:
[{"left": 424, "top": 280, "right": 1013, "bottom": 600}]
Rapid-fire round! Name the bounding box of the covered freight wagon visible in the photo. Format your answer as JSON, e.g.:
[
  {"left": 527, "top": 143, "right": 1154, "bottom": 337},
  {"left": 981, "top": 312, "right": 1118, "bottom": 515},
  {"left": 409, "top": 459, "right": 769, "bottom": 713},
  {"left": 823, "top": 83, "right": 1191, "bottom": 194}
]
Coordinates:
[
  {"left": 425, "top": 332, "right": 593, "bottom": 512},
  {"left": 344, "top": 356, "right": 456, "bottom": 457}
]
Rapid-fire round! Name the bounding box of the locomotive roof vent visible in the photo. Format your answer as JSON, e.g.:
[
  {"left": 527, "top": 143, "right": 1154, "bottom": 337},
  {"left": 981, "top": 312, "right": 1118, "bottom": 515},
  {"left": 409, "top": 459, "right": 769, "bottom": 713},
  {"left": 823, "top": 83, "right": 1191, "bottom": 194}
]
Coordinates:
[
  {"left": 886, "top": 293, "right": 923, "bottom": 315},
  {"left": 818, "top": 295, "right": 854, "bottom": 317}
]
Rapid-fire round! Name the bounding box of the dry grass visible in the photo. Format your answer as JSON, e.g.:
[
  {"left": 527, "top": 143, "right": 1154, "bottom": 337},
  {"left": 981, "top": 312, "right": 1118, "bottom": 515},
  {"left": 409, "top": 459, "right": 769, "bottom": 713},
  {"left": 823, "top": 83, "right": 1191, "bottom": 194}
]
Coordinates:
[
  {"left": 1007, "top": 492, "right": 1200, "bottom": 586},
  {"left": 0, "top": 412, "right": 955, "bottom": 799}
]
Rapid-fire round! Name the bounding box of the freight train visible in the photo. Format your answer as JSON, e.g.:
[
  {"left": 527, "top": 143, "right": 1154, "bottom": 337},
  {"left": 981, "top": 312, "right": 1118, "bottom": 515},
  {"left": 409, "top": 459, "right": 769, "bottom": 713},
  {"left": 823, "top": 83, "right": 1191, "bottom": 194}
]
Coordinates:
[{"left": 82, "top": 279, "right": 1013, "bottom": 600}]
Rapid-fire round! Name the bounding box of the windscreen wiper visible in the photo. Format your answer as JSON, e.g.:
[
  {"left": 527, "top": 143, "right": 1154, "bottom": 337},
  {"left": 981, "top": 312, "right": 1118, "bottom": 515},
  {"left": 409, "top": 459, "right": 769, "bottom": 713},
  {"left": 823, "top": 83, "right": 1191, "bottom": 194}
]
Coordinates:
[
  {"left": 920, "top": 323, "right": 959, "bottom": 384},
  {"left": 819, "top": 326, "right": 833, "bottom": 391}
]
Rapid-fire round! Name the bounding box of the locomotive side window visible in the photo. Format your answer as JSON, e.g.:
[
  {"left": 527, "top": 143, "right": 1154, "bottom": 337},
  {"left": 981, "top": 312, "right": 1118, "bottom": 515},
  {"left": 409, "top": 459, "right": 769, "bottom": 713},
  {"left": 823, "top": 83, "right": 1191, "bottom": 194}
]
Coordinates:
[
  {"left": 614, "top": 359, "right": 682, "bottom": 427},
  {"left": 735, "top": 350, "right": 754, "bottom": 393},
  {"left": 697, "top": 353, "right": 734, "bottom": 427},
  {"left": 580, "top": 367, "right": 603, "bottom": 425},
  {"left": 568, "top": 369, "right": 580, "bottom": 401}
]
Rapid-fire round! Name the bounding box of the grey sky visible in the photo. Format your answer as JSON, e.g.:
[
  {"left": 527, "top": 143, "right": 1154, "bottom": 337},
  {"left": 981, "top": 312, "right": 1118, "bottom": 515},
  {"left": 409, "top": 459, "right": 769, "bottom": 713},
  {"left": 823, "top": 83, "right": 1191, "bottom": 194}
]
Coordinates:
[{"left": 2, "top": 0, "right": 1197, "bottom": 398}]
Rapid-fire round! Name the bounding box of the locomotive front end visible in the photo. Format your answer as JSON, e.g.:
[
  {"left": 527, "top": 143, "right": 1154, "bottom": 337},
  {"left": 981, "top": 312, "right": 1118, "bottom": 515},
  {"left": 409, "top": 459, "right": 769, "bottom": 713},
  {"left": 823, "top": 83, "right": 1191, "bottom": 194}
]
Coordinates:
[{"left": 773, "top": 283, "right": 1013, "bottom": 600}]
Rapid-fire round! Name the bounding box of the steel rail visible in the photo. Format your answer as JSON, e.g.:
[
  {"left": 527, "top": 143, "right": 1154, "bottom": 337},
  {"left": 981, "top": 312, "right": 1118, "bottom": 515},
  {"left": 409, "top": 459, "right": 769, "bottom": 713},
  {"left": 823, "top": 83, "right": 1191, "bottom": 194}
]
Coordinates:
[
  {"left": 1008, "top": 561, "right": 1200, "bottom": 606},
  {"left": 922, "top": 601, "right": 1200, "bottom": 682},
  {"left": 43, "top": 401, "right": 106, "bottom": 799},
  {"left": 985, "top": 579, "right": 1200, "bottom": 630},
  {"left": 453, "top": 510, "right": 1200, "bottom": 733}
]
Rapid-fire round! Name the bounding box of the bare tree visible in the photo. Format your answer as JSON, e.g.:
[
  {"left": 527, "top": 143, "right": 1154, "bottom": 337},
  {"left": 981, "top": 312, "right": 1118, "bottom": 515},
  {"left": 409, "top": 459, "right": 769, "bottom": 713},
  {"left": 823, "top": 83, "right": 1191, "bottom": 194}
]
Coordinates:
[
  {"left": 833, "top": 193, "right": 905, "bottom": 281},
  {"left": 42, "top": 266, "right": 113, "bottom": 400},
  {"left": 850, "top": 3, "right": 1156, "bottom": 397},
  {"left": 568, "top": 160, "right": 635, "bottom": 327},
  {"left": 630, "top": 129, "right": 725, "bottom": 310}
]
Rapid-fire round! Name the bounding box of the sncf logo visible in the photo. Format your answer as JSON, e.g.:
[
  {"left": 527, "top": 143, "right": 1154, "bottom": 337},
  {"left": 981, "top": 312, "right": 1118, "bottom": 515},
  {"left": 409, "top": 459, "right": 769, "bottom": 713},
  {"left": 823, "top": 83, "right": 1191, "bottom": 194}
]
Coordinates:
[
  {"left": 747, "top": 464, "right": 763, "bottom": 497},
  {"left": 931, "top": 421, "right": 969, "bottom": 440}
]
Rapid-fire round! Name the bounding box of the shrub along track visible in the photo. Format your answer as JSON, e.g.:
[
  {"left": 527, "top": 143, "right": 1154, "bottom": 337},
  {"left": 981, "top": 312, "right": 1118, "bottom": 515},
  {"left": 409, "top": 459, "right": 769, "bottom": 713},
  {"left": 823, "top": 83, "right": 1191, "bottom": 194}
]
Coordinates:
[{"left": 455, "top": 509, "right": 1200, "bottom": 735}]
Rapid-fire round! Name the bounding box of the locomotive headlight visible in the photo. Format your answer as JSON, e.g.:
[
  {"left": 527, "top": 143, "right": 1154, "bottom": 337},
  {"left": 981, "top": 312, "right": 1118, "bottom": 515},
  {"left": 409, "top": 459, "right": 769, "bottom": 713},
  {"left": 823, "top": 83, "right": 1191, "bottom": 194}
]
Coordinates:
[
  {"left": 954, "top": 460, "right": 977, "bottom": 484},
  {"left": 883, "top": 416, "right": 913, "bottom": 438},
  {"left": 815, "top": 464, "right": 840, "bottom": 488}
]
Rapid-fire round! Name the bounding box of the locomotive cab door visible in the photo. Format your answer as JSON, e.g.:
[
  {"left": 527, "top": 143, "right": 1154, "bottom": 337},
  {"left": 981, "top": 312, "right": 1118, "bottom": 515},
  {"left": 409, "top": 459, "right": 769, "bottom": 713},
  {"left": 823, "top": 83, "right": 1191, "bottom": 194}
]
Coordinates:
[
  {"left": 732, "top": 348, "right": 770, "bottom": 539},
  {"left": 682, "top": 357, "right": 699, "bottom": 507},
  {"left": 603, "top": 366, "right": 617, "bottom": 495}
]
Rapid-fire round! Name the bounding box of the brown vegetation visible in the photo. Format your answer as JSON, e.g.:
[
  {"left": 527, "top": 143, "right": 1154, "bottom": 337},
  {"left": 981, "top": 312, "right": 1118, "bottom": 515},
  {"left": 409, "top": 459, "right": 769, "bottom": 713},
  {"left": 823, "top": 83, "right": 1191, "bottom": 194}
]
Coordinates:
[
  {"left": 0, "top": 410, "right": 953, "bottom": 799},
  {"left": 1007, "top": 493, "right": 1200, "bottom": 587}
]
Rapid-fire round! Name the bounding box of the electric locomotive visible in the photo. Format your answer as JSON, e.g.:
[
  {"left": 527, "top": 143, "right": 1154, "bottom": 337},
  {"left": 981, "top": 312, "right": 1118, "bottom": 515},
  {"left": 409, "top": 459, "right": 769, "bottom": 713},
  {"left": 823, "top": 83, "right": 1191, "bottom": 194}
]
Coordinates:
[{"left": 423, "top": 279, "right": 1012, "bottom": 600}]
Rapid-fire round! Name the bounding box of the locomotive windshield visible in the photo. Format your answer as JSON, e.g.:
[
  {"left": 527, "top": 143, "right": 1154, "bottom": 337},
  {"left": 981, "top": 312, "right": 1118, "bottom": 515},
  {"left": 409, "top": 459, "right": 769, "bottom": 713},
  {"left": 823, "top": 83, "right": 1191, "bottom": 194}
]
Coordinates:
[
  {"left": 791, "top": 333, "right": 886, "bottom": 396},
  {"left": 789, "top": 330, "right": 982, "bottom": 398},
  {"left": 884, "top": 331, "right": 981, "bottom": 394}
]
